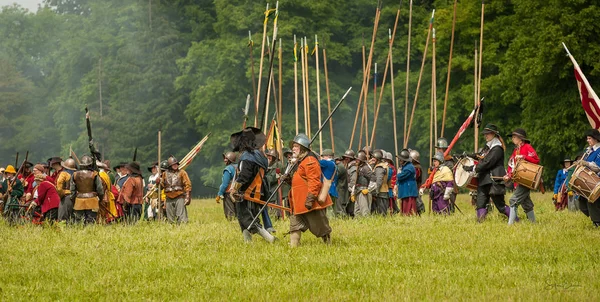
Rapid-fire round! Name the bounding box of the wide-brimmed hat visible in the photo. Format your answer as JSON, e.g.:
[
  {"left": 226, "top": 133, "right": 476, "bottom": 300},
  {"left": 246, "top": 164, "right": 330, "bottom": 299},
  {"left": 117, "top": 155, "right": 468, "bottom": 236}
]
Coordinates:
[
  {"left": 230, "top": 127, "right": 267, "bottom": 152},
  {"left": 482, "top": 124, "right": 500, "bottom": 136},
  {"left": 124, "top": 162, "right": 142, "bottom": 175},
  {"left": 113, "top": 162, "right": 127, "bottom": 172},
  {"left": 585, "top": 129, "right": 600, "bottom": 142},
  {"left": 48, "top": 157, "right": 63, "bottom": 166},
  {"left": 562, "top": 158, "right": 573, "bottom": 165},
  {"left": 147, "top": 161, "right": 158, "bottom": 173},
  {"left": 508, "top": 128, "right": 530, "bottom": 142},
  {"left": 21, "top": 161, "right": 33, "bottom": 169},
  {"left": 96, "top": 161, "right": 109, "bottom": 170},
  {"left": 4, "top": 165, "right": 16, "bottom": 174}
]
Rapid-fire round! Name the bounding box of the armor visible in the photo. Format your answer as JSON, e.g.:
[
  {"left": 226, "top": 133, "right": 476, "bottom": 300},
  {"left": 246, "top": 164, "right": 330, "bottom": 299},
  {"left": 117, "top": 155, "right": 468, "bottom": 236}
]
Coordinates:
[
  {"left": 160, "top": 160, "right": 169, "bottom": 171},
  {"left": 321, "top": 149, "right": 334, "bottom": 157},
  {"left": 372, "top": 149, "right": 384, "bottom": 160},
  {"left": 79, "top": 155, "right": 93, "bottom": 169},
  {"left": 282, "top": 148, "right": 293, "bottom": 157},
  {"left": 74, "top": 170, "right": 98, "bottom": 198},
  {"left": 343, "top": 149, "right": 356, "bottom": 159},
  {"left": 435, "top": 137, "right": 449, "bottom": 149},
  {"left": 164, "top": 170, "right": 184, "bottom": 193},
  {"left": 356, "top": 152, "right": 368, "bottom": 163},
  {"left": 398, "top": 149, "right": 411, "bottom": 162},
  {"left": 167, "top": 156, "right": 179, "bottom": 168},
  {"left": 409, "top": 149, "right": 420, "bottom": 164},
  {"left": 223, "top": 152, "right": 237, "bottom": 163},
  {"left": 266, "top": 149, "right": 279, "bottom": 160},
  {"left": 433, "top": 152, "right": 445, "bottom": 163},
  {"left": 290, "top": 133, "right": 310, "bottom": 149}
]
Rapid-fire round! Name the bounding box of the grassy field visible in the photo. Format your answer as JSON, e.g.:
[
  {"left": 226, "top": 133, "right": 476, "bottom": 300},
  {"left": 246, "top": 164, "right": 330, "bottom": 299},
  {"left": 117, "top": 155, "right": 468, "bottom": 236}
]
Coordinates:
[{"left": 1, "top": 192, "right": 599, "bottom": 301}]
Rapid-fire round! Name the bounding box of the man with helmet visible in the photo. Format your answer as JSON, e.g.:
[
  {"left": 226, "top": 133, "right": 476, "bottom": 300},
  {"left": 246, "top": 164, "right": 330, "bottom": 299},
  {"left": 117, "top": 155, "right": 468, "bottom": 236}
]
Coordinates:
[
  {"left": 383, "top": 152, "right": 400, "bottom": 214},
  {"left": 0, "top": 165, "right": 24, "bottom": 223},
  {"left": 409, "top": 149, "right": 426, "bottom": 214},
  {"left": 56, "top": 158, "right": 77, "bottom": 222},
  {"left": 264, "top": 148, "right": 284, "bottom": 225},
  {"left": 429, "top": 152, "right": 454, "bottom": 214},
  {"left": 371, "top": 149, "right": 390, "bottom": 215},
  {"left": 395, "top": 149, "right": 418, "bottom": 215},
  {"left": 335, "top": 150, "right": 354, "bottom": 217},
  {"left": 319, "top": 149, "right": 338, "bottom": 216},
  {"left": 159, "top": 156, "right": 192, "bottom": 224},
  {"left": 69, "top": 155, "right": 104, "bottom": 224},
  {"left": 349, "top": 151, "right": 373, "bottom": 217},
  {"left": 229, "top": 127, "right": 276, "bottom": 243},
  {"left": 217, "top": 152, "right": 238, "bottom": 221},
  {"left": 435, "top": 137, "right": 458, "bottom": 212},
  {"left": 288, "top": 133, "right": 333, "bottom": 247}
]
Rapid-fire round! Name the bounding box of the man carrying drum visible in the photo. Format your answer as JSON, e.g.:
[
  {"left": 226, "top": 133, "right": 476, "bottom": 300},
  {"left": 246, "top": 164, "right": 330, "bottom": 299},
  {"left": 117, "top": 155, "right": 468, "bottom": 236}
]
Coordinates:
[
  {"left": 573, "top": 129, "right": 600, "bottom": 228},
  {"left": 505, "top": 128, "right": 540, "bottom": 225}
]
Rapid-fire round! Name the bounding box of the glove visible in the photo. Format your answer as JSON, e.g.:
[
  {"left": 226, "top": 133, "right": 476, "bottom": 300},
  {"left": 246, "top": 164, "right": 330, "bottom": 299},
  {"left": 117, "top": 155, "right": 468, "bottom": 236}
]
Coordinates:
[
  {"left": 28, "top": 201, "right": 38, "bottom": 212},
  {"left": 463, "top": 165, "right": 474, "bottom": 172},
  {"left": 568, "top": 191, "right": 574, "bottom": 197},
  {"left": 553, "top": 194, "right": 558, "bottom": 201},
  {"left": 361, "top": 189, "right": 370, "bottom": 195},
  {"left": 393, "top": 187, "right": 398, "bottom": 198},
  {"left": 419, "top": 188, "right": 425, "bottom": 196},
  {"left": 215, "top": 195, "right": 222, "bottom": 204},
  {"left": 305, "top": 193, "right": 317, "bottom": 210},
  {"left": 185, "top": 194, "right": 191, "bottom": 206},
  {"left": 443, "top": 187, "right": 453, "bottom": 200},
  {"left": 350, "top": 195, "right": 356, "bottom": 202}
]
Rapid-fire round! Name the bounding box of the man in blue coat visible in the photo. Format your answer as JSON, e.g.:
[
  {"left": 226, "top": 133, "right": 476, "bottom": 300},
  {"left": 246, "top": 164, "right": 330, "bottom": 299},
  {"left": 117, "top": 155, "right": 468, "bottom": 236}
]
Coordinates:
[
  {"left": 217, "top": 152, "right": 237, "bottom": 221},
  {"left": 575, "top": 129, "right": 600, "bottom": 227},
  {"left": 553, "top": 158, "right": 572, "bottom": 211},
  {"left": 394, "top": 149, "right": 418, "bottom": 215}
]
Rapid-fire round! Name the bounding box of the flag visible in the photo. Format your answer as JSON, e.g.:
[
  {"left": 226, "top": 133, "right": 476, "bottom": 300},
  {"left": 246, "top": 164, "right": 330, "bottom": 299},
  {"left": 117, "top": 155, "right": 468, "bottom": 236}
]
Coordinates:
[
  {"left": 567, "top": 49, "right": 600, "bottom": 129},
  {"left": 266, "top": 120, "right": 283, "bottom": 158},
  {"left": 179, "top": 133, "right": 211, "bottom": 170}
]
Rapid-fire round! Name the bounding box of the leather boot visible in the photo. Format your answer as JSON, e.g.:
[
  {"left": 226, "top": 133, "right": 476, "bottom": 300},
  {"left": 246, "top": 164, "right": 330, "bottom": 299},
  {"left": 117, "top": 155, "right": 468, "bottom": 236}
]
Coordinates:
[
  {"left": 526, "top": 210, "right": 536, "bottom": 223},
  {"left": 508, "top": 206, "right": 518, "bottom": 225},
  {"left": 290, "top": 231, "right": 301, "bottom": 248},
  {"left": 322, "top": 234, "right": 331, "bottom": 245},
  {"left": 242, "top": 229, "right": 252, "bottom": 243},
  {"left": 476, "top": 208, "right": 488, "bottom": 223},
  {"left": 257, "top": 227, "right": 276, "bottom": 243}
]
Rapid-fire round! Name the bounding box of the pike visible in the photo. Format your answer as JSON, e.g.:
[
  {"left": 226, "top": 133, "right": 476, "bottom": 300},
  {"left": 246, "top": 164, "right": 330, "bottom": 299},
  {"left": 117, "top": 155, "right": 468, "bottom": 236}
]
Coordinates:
[
  {"left": 85, "top": 107, "right": 101, "bottom": 169},
  {"left": 403, "top": 0, "right": 413, "bottom": 147},
  {"left": 247, "top": 87, "right": 353, "bottom": 230},
  {"left": 248, "top": 31, "right": 257, "bottom": 108},
  {"left": 255, "top": 3, "right": 271, "bottom": 127},
  {"left": 242, "top": 94, "right": 251, "bottom": 129},
  {"left": 476, "top": 0, "right": 486, "bottom": 151},
  {"left": 133, "top": 147, "right": 138, "bottom": 162},
  {"left": 322, "top": 45, "right": 335, "bottom": 152},
  {"left": 294, "top": 35, "right": 299, "bottom": 135},
  {"left": 259, "top": 1, "right": 279, "bottom": 131},
  {"left": 441, "top": 0, "right": 457, "bottom": 137}
]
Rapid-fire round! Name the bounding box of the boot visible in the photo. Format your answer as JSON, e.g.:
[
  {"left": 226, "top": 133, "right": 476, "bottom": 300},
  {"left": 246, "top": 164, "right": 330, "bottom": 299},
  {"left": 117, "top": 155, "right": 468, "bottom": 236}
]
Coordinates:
[
  {"left": 242, "top": 229, "right": 252, "bottom": 243},
  {"left": 476, "top": 208, "right": 488, "bottom": 223},
  {"left": 593, "top": 222, "right": 600, "bottom": 228},
  {"left": 257, "top": 227, "right": 276, "bottom": 243},
  {"left": 322, "top": 234, "right": 331, "bottom": 245},
  {"left": 508, "top": 206, "right": 518, "bottom": 225},
  {"left": 526, "top": 210, "right": 536, "bottom": 223},
  {"left": 290, "top": 231, "right": 301, "bottom": 248}
]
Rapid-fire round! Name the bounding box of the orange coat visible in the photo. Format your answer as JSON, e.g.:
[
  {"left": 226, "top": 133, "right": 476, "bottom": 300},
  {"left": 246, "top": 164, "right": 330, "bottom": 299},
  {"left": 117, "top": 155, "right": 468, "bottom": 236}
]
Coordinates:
[{"left": 289, "top": 154, "right": 333, "bottom": 215}]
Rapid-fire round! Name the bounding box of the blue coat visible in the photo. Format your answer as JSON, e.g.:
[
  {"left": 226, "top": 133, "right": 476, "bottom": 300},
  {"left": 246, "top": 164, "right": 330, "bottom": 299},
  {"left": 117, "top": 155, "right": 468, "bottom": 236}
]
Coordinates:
[
  {"left": 218, "top": 164, "right": 236, "bottom": 196},
  {"left": 553, "top": 169, "right": 568, "bottom": 194},
  {"left": 320, "top": 159, "right": 338, "bottom": 198},
  {"left": 396, "top": 162, "right": 418, "bottom": 198}
]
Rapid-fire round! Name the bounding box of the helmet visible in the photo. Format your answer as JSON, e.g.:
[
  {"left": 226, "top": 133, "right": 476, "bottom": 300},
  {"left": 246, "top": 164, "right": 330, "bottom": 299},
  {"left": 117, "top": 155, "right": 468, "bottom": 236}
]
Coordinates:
[
  {"left": 435, "top": 137, "right": 449, "bottom": 149},
  {"left": 160, "top": 160, "right": 169, "bottom": 171},
  {"left": 384, "top": 152, "right": 393, "bottom": 162},
  {"left": 343, "top": 149, "right": 356, "bottom": 159},
  {"left": 266, "top": 149, "right": 279, "bottom": 160},
  {"left": 398, "top": 149, "right": 411, "bottom": 162},
  {"left": 433, "top": 152, "right": 445, "bottom": 164},
  {"left": 282, "top": 148, "right": 293, "bottom": 157},
  {"left": 362, "top": 146, "right": 373, "bottom": 155},
  {"left": 4, "top": 165, "right": 16, "bottom": 174},
  {"left": 290, "top": 133, "right": 310, "bottom": 149},
  {"left": 167, "top": 156, "right": 179, "bottom": 167},
  {"left": 321, "top": 149, "right": 334, "bottom": 157},
  {"left": 223, "top": 152, "right": 237, "bottom": 163},
  {"left": 61, "top": 158, "right": 77, "bottom": 171},
  {"left": 356, "top": 152, "right": 368, "bottom": 163},
  {"left": 372, "top": 149, "right": 384, "bottom": 160},
  {"left": 409, "top": 149, "right": 420, "bottom": 164},
  {"left": 80, "top": 155, "right": 93, "bottom": 168}
]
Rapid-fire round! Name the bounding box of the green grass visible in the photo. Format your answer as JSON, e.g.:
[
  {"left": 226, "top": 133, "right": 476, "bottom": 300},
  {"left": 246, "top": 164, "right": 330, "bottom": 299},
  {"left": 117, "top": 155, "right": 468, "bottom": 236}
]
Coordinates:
[{"left": 1, "top": 192, "right": 599, "bottom": 301}]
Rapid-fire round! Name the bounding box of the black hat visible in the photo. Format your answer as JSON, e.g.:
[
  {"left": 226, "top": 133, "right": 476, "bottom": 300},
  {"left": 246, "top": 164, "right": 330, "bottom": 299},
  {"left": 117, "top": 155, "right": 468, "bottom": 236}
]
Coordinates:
[
  {"left": 124, "top": 162, "right": 142, "bottom": 176},
  {"left": 482, "top": 124, "right": 500, "bottom": 136},
  {"left": 147, "top": 161, "right": 158, "bottom": 173},
  {"left": 508, "top": 128, "right": 530, "bottom": 142},
  {"left": 585, "top": 129, "right": 600, "bottom": 142},
  {"left": 113, "top": 162, "right": 127, "bottom": 172},
  {"left": 230, "top": 127, "right": 267, "bottom": 152},
  {"left": 22, "top": 161, "right": 33, "bottom": 168}
]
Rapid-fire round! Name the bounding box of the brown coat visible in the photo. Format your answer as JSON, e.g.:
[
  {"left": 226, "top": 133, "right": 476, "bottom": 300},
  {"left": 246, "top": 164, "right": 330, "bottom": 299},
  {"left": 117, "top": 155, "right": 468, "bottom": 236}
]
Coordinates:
[
  {"left": 119, "top": 175, "right": 144, "bottom": 205},
  {"left": 289, "top": 154, "right": 332, "bottom": 215}
]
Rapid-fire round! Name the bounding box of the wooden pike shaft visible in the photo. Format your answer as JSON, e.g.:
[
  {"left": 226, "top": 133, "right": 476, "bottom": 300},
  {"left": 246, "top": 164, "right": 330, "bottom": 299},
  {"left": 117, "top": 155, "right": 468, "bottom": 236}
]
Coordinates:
[
  {"left": 315, "top": 35, "right": 323, "bottom": 154},
  {"left": 157, "top": 130, "right": 162, "bottom": 220},
  {"left": 294, "top": 35, "right": 299, "bottom": 135},
  {"left": 406, "top": 9, "right": 435, "bottom": 147},
  {"left": 477, "top": 1, "right": 485, "bottom": 114},
  {"left": 278, "top": 38, "right": 283, "bottom": 147},
  {"left": 249, "top": 31, "right": 257, "bottom": 112},
  {"left": 372, "top": 63, "right": 377, "bottom": 147},
  {"left": 441, "top": 0, "right": 457, "bottom": 137},
  {"left": 390, "top": 32, "right": 399, "bottom": 158},
  {"left": 433, "top": 28, "right": 437, "bottom": 143},
  {"left": 350, "top": 39, "right": 367, "bottom": 149},
  {"left": 305, "top": 37, "right": 311, "bottom": 138},
  {"left": 404, "top": 0, "right": 413, "bottom": 148},
  {"left": 301, "top": 39, "right": 308, "bottom": 134},
  {"left": 323, "top": 47, "right": 335, "bottom": 152},
  {"left": 255, "top": 3, "right": 270, "bottom": 127},
  {"left": 263, "top": 39, "right": 278, "bottom": 131},
  {"left": 474, "top": 47, "right": 479, "bottom": 152}
]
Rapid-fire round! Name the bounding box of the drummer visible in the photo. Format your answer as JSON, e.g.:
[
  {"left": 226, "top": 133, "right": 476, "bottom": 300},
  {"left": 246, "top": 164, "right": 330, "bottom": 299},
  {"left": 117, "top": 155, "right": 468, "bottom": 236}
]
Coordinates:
[
  {"left": 504, "top": 128, "right": 540, "bottom": 225},
  {"left": 462, "top": 124, "right": 510, "bottom": 222},
  {"left": 574, "top": 129, "right": 600, "bottom": 227}
]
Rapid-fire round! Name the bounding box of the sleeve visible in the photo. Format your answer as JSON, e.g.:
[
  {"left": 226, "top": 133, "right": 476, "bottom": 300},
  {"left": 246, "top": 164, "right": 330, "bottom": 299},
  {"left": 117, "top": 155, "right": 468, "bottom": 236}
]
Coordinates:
[
  {"left": 34, "top": 182, "right": 48, "bottom": 205},
  {"left": 347, "top": 166, "right": 357, "bottom": 189},
  {"left": 56, "top": 173, "right": 66, "bottom": 197},
  {"left": 12, "top": 179, "right": 24, "bottom": 198},
  {"left": 553, "top": 170, "right": 562, "bottom": 194},
  {"left": 95, "top": 176, "right": 104, "bottom": 200},
  {"left": 235, "top": 160, "right": 256, "bottom": 187},
  {"left": 218, "top": 168, "right": 233, "bottom": 196},
  {"left": 522, "top": 145, "right": 540, "bottom": 164},
  {"left": 375, "top": 167, "right": 385, "bottom": 189},
  {"left": 476, "top": 147, "right": 503, "bottom": 173},
  {"left": 69, "top": 175, "right": 77, "bottom": 202},
  {"left": 182, "top": 171, "right": 192, "bottom": 192},
  {"left": 396, "top": 166, "right": 414, "bottom": 182},
  {"left": 305, "top": 158, "right": 322, "bottom": 198}
]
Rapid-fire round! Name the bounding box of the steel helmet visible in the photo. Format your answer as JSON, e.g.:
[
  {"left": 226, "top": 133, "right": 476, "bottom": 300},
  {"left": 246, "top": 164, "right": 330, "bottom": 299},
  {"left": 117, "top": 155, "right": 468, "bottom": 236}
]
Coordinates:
[
  {"left": 356, "top": 152, "right": 368, "bottom": 163},
  {"left": 80, "top": 155, "right": 94, "bottom": 168},
  {"left": 398, "top": 149, "right": 411, "bottom": 162},
  {"left": 432, "top": 152, "right": 445, "bottom": 164},
  {"left": 435, "top": 137, "right": 449, "bottom": 149},
  {"left": 266, "top": 149, "right": 279, "bottom": 160},
  {"left": 321, "top": 149, "right": 334, "bottom": 157},
  {"left": 372, "top": 149, "right": 384, "bottom": 160},
  {"left": 409, "top": 149, "right": 420, "bottom": 164},
  {"left": 160, "top": 160, "right": 169, "bottom": 171},
  {"left": 282, "top": 148, "right": 293, "bottom": 157},
  {"left": 61, "top": 158, "right": 77, "bottom": 171},
  {"left": 167, "top": 156, "right": 179, "bottom": 167},
  {"left": 290, "top": 133, "right": 311, "bottom": 149},
  {"left": 343, "top": 149, "right": 356, "bottom": 159},
  {"left": 223, "top": 152, "right": 237, "bottom": 163}
]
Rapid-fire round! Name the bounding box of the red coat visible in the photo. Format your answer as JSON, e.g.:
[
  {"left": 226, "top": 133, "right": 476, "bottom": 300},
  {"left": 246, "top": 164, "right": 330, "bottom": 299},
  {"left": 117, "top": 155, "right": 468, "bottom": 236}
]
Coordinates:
[
  {"left": 507, "top": 143, "right": 540, "bottom": 177},
  {"left": 34, "top": 180, "right": 60, "bottom": 214},
  {"left": 289, "top": 154, "right": 333, "bottom": 215}
]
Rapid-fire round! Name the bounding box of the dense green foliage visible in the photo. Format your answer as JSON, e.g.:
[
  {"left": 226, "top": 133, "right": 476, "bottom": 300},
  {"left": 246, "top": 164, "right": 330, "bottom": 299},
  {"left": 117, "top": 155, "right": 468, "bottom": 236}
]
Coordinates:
[
  {"left": 0, "top": 1, "right": 598, "bottom": 195},
  {"left": 1, "top": 194, "right": 599, "bottom": 300}
]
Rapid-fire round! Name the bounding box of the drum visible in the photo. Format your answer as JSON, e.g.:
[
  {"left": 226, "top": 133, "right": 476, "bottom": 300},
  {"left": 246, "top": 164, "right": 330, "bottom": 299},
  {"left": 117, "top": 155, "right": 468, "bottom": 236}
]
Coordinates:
[
  {"left": 569, "top": 165, "right": 600, "bottom": 203},
  {"left": 512, "top": 160, "right": 543, "bottom": 190},
  {"left": 454, "top": 157, "right": 478, "bottom": 190}
]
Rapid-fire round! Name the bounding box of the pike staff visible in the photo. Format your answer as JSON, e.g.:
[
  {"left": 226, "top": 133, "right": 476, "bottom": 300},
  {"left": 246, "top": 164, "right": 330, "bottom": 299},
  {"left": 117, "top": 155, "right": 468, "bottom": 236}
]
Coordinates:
[
  {"left": 314, "top": 35, "right": 323, "bottom": 154},
  {"left": 404, "top": 0, "right": 413, "bottom": 147},
  {"left": 294, "top": 35, "right": 299, "bottom": 135},
  {"left": 322, "top": 45, "right": 335, "bottom": 153},
  {"left": 441, "top": 0, "right": 457, "bottom": 137},
  {"left": 476, "top": 1, "right": 485, "bottom": 151},
  {"left": 248, "top": 31, "right": 257, "bottom": 108},
  {"left": 255, "top": 3, "right": 272, "bottom": 127}
]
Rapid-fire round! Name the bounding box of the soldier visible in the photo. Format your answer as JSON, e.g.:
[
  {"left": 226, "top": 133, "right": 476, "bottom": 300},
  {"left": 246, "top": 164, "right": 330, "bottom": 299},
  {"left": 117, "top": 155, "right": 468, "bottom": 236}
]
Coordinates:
[
  {"left": 371, "top": 149, "right": 389, "bottom": 216},
  {"left": 434, "top": 138, "right": 457, "bottom": 212},
  {"left": 288, "top": 134, "right": 333, "bottom": 247},
  {"left": 118, "top": 162, "right": 144, "bottom": 223},
  {"left": 384, "top": 152, "right": 400, "bottom": 214},
  {"left": 113, "top": 162, "right": 129, "bottom": 189},
  {"left": 319, "top": 149, "right": 338, "bottom": 216},
  {"left": 229, "top": 127, "right": 276, "bottom": 243},
  {"left": 18, "top": 161, "right": 35, "bottom": 197},
  {"left": 410, "top": 149, "right": 426, "bottom": 214},
  {"left": 462, "top": 124, "right": 510, "bottom": 222},
  {"left": 48, "top": 157, "right": 63, "bottom": 183},
  {"left": 160, "top": 156, "right": 192, "bottom": 224},
  {"left": 573, "top": 129, "right": 600, "bottom": 227},
  {"left": 395, "top": 149, "right": 419, "bottom": 215},
  {"left": 350, "top": 152, "right": 372, "bottom": 217},
  {"left": 335, "top": 150, "right": 354, "bottom": 217},
  {"left": 262, "top": 149, "right": 280, "bottom": 228},
  {"left": 97, "top": 161, "right": 117, "bottom": 223},
  {"left": 56, "top": 158, "right": 76, "bottom": 222},
  {"left": 216, "top": 152, "right": 237, "bottom": 221},
  {"left": 0, "top": 165, "right": 24, "bottom": 223},
  {"left": 553, "top": 158, "right": 573, "bottom": 211},
  {"left": 70, "top": 155, "right": 104, "bottom": 224},
  {"left": 429, "top": 152, "right": 454, "bottom": 214},
  {"left": 29, "top": 167, "right": 60, "bottom": 222}
]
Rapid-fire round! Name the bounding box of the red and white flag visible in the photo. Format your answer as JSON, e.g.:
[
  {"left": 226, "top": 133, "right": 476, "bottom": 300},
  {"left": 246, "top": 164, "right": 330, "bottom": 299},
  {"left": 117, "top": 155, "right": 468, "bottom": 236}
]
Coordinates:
[{"left": 564, "top": 43, "right": 600, "bottom": 129}]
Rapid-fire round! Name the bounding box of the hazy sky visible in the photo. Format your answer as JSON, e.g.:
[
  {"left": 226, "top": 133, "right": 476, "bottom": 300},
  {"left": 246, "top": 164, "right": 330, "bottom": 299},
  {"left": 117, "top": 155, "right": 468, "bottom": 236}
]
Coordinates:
[{"left": 0, "top": 0, "right": 41, "bottom": 11}]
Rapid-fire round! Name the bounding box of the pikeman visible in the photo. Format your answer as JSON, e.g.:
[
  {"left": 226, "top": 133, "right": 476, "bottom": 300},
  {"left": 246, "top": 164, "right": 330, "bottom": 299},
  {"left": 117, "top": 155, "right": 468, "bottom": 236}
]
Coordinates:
[
  {"left": 553, "top": 158, "right": 573, "bottom": 211},
  {"left": 573, "top": 129, "right": 600, "bottom": 227},
  {"left": 288, "top": 134, "right": 333, "bottom": 247},
  {"left": 119, "top": 162, "right": 144, "bottom": 223},
  {"left": 351, "top": 151, "right": 373, "bottom": 217},
  {"left": 56, "top": 158, "right": 76, "bottom": 222},
  {"left": 0, "top": 165, "right": 24, "bottom": 223},
  {"left": 159, "top": 156, "right": 192, "bottom": 224},
  {"left": 384, "top": 152, "right": 400, "bottom": 215},
  {"left": 410, "top": 149, "right": 426, "bottom": 214},
  {"left": 435, "top": 138, "right": 458, "bottom": 212},
  {"left": 429, "top": 152, "right": 454, "bottom": 214},
  {"left": 229, "top": 127, "right": 276, "bottom": 243},
  {"left": 371, "top": 149, "right": 389, "bottom": 216},
  {"left": 505, "top": 128, "right": 540, "bottom": 224},
  {"left": 70, "top": 155, "right": 104, "bottom": 224},
  {"left": 395, "top": 149, "right": 418, "bottom": 216},
  {"left": 462, "top": 124, "right": 510, "bottom": 222},
  {"left": 216, "top": 152, "right": 238, "bottom": 221},
  {"left": 319, "top": 149, "right": 338, "bottom": 216},
  {"left": 335, "top": 150, "right": 354, "bottom": 217}
]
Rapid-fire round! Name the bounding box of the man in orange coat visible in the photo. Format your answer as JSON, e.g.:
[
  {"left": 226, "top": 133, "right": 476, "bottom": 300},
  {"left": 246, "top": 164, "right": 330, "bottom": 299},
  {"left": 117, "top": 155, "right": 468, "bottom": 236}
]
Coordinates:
[{"left": 288, "top": 134, "right": 332, "bottom": 247}]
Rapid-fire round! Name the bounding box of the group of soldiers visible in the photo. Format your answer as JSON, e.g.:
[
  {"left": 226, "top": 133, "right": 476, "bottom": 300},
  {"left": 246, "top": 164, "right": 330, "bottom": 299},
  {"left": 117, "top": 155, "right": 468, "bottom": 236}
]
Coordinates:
[{"left": 0, "top": 153, "right": 193, "bottom": 225}]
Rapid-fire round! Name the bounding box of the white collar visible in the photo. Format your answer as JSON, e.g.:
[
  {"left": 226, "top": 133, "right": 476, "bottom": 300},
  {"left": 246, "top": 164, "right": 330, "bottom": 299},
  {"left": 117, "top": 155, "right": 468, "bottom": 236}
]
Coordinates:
[{"left": 593, "top": 143, "right": 600, "bottom": 151}]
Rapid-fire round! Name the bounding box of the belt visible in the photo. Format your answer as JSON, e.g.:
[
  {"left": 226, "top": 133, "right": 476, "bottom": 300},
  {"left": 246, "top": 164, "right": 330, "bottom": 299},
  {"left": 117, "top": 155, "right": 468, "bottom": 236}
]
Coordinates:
[
  {"left": 77, "top": 192, "right": 98, "bottom": 198},
  {"left": 165, "top": 186, "right": 183, "bottom": 193}
]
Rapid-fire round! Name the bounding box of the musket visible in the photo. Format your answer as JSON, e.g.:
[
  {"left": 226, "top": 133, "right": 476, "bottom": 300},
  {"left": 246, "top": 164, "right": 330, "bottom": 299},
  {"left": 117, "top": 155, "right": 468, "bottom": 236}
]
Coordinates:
[
  {"left": 3, "top": 151, "right": 29, "bottom": 204},
  {"left": 247, "top": 87, "right": 352, "bottom": 230},
  {"left": 133, "top": 147, "right": 138, "bottom": 162},
  {"left": 14, "top": 152, "right": 19, "bottom": 170},
  {"left": 242, "top": 94, "right": 251, "bottom": 129},
  {"left": 85, "top": 107, "right": 101, "bottom": 169}
]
